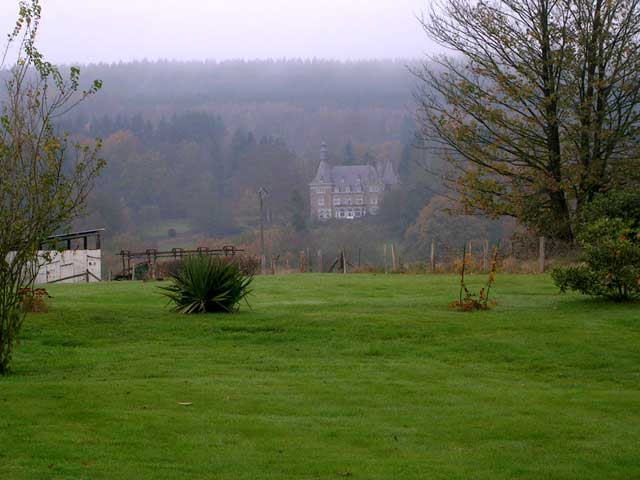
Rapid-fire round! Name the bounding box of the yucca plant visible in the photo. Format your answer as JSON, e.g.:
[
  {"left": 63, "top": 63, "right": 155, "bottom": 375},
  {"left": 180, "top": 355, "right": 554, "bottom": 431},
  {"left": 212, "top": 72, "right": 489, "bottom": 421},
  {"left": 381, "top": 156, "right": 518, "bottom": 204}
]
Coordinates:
[{"left": 159, "top": 255, "right": 253, "bottom": 314}]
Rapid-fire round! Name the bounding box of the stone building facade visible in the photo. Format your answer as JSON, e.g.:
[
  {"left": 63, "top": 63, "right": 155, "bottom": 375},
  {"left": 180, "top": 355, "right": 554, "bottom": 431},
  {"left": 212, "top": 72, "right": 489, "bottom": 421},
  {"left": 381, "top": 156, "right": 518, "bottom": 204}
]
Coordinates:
[{"left": 309, "top": 144, "right": 398, "bottom": 221}]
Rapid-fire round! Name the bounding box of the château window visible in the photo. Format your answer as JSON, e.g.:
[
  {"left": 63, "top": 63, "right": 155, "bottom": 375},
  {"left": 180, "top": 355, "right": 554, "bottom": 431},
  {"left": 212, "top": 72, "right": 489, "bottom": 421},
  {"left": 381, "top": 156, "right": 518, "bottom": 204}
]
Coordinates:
[{"left": 318, "top": 197, "right": 325, "bottom": 207}]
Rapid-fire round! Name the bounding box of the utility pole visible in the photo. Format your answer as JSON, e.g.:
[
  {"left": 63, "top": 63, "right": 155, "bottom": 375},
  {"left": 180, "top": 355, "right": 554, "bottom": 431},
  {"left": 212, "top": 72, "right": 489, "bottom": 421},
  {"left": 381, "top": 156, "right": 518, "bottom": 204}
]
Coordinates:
[{"left": 258, "top": 187, "right": 268, "bottom": 274}]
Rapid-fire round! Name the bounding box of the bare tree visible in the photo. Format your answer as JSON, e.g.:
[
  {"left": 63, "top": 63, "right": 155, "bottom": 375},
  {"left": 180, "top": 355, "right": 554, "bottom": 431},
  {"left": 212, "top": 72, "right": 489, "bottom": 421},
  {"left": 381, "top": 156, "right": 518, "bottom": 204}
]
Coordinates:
[
  {"left": 0, "top": 1, "right": 104, "bottom": 373},
  {"left": 415, "top": 0, "right": 640, "bottom": 240}
]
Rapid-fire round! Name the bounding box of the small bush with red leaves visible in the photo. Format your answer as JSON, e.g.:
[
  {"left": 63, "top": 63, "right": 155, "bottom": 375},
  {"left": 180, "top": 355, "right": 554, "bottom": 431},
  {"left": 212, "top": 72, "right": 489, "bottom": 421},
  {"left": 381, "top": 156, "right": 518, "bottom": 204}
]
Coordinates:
[
  {"left": 18, "top": 288, "right": 52, "bottom": 313},
  {"left": 450, "top": 246, "right": 499, "bottom": 312}
]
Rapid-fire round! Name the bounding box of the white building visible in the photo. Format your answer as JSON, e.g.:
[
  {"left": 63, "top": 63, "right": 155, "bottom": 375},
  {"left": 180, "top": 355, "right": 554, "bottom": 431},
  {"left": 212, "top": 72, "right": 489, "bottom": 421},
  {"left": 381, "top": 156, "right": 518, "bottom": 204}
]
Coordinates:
[{"left": 34, "top": 229, "right": 103, "bottom": 284}]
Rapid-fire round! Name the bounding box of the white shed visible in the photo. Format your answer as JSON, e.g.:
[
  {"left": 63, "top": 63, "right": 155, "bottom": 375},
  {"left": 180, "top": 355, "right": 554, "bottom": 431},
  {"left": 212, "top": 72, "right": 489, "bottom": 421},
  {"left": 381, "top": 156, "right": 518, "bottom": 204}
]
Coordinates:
[{"left": 35, "top": 229, "right": 104, "bottom": 284}]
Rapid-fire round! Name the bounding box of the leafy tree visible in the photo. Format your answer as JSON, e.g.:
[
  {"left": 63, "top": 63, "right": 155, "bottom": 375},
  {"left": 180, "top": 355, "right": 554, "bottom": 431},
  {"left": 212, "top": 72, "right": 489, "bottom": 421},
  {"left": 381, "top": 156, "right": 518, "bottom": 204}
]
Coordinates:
[
  {"left": 231, "top": 139, "right": 303, "bottom": 226},
  {"left": 576, "top": 191, "right": 640, "bottom": 231},
  {"left": 416, "top": 0, "right": 640, "bottom": 240},
  {"left": 404, "top": 196, "right": 499, "bottom": 250},
  {"left": 378, "top": 143, "right": 440, "bottom": 237},
  {"left": 289, "top": 190, "right": 308, "bottom": 232},
  {"left": 0, "top": 1, "right": 103, "bottom": 373},
  {"left": 398, "top": 144, "right": 413, "bottom": 180}
]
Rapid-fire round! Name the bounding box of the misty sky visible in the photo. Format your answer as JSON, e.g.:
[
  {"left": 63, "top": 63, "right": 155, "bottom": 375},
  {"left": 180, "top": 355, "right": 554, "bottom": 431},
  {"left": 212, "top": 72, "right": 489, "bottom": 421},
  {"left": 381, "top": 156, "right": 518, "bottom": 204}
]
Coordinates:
[{"left": 0, "top": 0, "right": 441, "bottom": 64}]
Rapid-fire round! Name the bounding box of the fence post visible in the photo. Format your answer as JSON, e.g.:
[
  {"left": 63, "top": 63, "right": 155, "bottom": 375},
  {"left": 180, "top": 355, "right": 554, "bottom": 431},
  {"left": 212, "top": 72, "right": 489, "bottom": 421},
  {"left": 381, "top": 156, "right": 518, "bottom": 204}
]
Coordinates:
[
  {"left": 539, "top": 237, "right": 546, "bottom": 273},
  {"left": 153, "top": 252, "right": 158, "bottom": 279},
  {"left": 430, "top": 239, "right": 436, "bottom": 273},
  {"left": 483, "top": 239, "right": 489, "bottom": 273},
  {"left": 318, "top": 249, "right": 323, "bottom": 273},
  {"left": 384, "top": 244, "right": 388, "bottom": 274},
  {"left": 299, "top": 251, "right": 305, "bottom": 273},
  {"left": 391, "top": 243, "right": 397, "bottom": 272},
  {"left": 342, "top": 250, "right": 347, "bottom": 274}
]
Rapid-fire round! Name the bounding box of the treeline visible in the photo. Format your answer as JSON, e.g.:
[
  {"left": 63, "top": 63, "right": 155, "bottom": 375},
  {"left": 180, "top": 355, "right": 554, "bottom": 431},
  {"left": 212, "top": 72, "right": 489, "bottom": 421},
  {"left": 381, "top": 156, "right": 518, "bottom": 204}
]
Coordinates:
[
  {"left": 73, "top": 59, "right": 415, "bottom": 108},
  {"left": 64, "top": 59, "right": 418, "bottom": 153}
]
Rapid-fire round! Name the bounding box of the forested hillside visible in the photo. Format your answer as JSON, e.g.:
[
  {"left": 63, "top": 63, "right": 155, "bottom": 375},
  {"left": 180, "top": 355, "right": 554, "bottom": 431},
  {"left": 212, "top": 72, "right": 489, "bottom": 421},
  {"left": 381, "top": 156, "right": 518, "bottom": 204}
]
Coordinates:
[
  {"left": 61, "top": 59, "right": 507, "bottom": 268},
  {"left": 68, "top": 59, "right": 417, "bottom": 152}
]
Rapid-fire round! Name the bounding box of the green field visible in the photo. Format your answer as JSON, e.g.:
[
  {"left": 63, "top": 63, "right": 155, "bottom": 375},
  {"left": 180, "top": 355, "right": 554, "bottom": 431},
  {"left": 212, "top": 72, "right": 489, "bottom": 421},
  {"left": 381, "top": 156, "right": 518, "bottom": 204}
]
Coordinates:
[{"left": 1, "top": 274, "right": 639, "bottom": 479}]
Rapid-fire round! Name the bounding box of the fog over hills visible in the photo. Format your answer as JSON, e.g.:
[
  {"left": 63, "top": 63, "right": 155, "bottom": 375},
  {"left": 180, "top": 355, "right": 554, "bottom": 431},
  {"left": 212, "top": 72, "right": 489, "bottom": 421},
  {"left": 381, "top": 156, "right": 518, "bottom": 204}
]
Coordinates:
[{"left": 67, "top": 59, "right": 419, "bottom": 153}]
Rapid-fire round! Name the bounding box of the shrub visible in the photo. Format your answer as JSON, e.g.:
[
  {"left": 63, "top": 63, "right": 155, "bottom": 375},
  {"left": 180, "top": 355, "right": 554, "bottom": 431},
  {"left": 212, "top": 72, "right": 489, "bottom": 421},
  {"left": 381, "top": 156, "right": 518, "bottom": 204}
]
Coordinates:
[
  {"left": 159, "top": 260, "right": 184, "bottom": 278},
  {"left": 135, "top": 262, "right": 149, "bottom": 279},
  {"left": 18, "top": 288, "right": 53, "bottom": 313},
  {"left": 552, "top": 217, "right": 640, "bottom": 301},
  {"left": 450, "top": 244, "right": 499, "bottom": 311},
  {"left": 226, "top": 255, "right": 260, "bottom": 277},
  {"left": 159, "top": 255, "right": 253, "bottom": 313}
]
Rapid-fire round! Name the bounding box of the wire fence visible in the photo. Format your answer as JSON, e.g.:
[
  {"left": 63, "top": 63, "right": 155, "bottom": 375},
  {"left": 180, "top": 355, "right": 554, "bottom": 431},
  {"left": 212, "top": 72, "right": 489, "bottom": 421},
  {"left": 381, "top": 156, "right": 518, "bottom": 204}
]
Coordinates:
[
  {"left": 261, "top": 237, "right": 579, "bottom": 275},
  {"left": 106, "top": 237, "right": 579, "bottom": 279}
]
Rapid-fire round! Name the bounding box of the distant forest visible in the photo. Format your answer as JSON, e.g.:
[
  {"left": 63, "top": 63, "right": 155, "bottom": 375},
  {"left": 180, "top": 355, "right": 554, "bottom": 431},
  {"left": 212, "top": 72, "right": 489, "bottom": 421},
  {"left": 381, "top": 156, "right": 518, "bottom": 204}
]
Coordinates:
[
  {"left": 66, "top": 59, "right": 417, "bottom": 151},
  {"left": 60, "top": 59, "right": 508, "bottom": 266}
]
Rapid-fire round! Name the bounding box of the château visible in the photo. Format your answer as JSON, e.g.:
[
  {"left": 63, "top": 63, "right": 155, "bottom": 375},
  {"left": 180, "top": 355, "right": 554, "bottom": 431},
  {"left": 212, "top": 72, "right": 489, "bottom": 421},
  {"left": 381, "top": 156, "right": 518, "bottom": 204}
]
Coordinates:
[{"left": 309, "top": 143, "right": 398, "bottom": 221}]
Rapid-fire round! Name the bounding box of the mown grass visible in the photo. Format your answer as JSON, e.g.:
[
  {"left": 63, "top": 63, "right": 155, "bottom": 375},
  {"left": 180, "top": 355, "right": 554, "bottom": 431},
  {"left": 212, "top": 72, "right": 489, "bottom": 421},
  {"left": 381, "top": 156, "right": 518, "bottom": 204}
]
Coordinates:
[{"left": 1, "top": 274, "right": 639, "bottom": 479}]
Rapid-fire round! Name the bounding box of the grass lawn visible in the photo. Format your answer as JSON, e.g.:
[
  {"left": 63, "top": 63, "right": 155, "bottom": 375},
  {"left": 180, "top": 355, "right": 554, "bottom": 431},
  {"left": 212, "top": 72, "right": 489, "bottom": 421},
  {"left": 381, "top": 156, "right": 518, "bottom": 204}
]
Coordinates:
[{"left": 1, "top": 274, "right": 639, "bottom": 479}]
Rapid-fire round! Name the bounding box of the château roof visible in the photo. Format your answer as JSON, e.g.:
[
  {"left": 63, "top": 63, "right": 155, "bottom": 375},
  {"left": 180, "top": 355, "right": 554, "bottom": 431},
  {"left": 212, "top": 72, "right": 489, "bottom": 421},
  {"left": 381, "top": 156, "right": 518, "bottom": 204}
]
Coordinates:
[
  {"left": 309, "top": 143, "right": 399, "bottom": 189},
  {"left": 311, "top": 160, "right": 332, "bottom": 184},
  {"left": 331, "top": 165, "right": 378, "bottom": 186},
  {"left": 310, "top": 161, "right": 398, "bottom": 188}
]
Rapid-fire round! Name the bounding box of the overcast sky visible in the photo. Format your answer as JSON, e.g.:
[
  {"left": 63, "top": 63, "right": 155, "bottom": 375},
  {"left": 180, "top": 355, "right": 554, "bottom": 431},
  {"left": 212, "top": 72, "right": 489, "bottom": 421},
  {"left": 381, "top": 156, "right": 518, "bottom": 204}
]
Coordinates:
[{"left": 0, "top": 0, "right": 440, "bottom": 64}]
